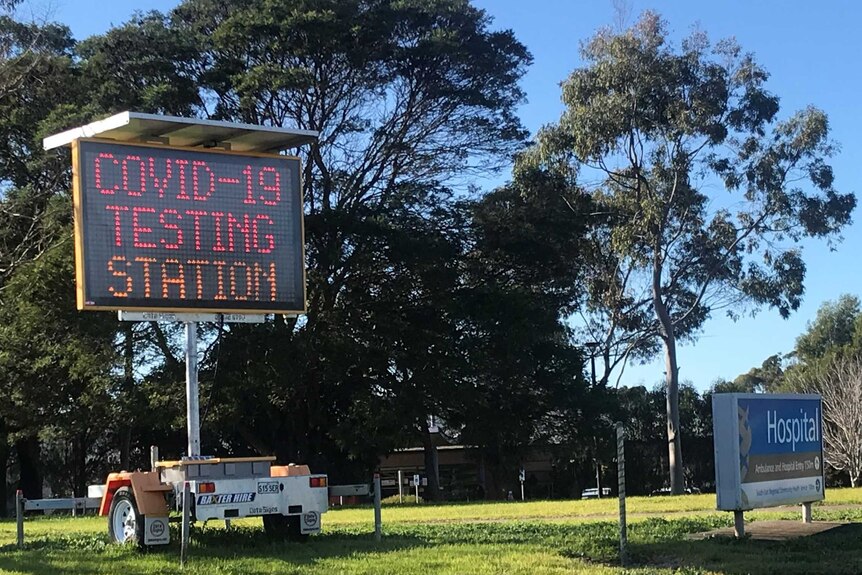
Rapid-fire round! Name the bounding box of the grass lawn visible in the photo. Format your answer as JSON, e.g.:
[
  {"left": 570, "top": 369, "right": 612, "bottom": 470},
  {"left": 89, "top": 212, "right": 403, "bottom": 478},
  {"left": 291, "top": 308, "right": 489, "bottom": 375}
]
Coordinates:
[{"left": 0, "top": 489, "right": 861, "bottom": 574}]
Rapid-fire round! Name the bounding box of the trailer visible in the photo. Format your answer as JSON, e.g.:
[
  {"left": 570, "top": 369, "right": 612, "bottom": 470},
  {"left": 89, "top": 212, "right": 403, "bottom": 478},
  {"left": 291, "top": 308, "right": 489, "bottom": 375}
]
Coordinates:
[
  {"left": 100, "top": 457, "right": 329, "bottom": 547},
  {"left": 41, "top": 111, "right": 326, "bottom": 551}
]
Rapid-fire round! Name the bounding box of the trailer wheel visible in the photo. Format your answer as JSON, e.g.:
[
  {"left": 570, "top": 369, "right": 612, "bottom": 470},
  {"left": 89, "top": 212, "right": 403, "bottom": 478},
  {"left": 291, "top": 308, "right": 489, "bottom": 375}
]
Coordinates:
[
  {"left": 262, "top": 514, "right": 308, "bottom": 542},
  {"left": 108, "top": 487, "right": 145, "bottom": 549}
]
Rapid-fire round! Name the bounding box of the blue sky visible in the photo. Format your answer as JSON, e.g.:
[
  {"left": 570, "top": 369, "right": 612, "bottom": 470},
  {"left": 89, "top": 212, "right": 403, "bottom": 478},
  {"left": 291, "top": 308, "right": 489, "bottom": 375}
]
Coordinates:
[{"left": 43, "top": 0, "right": 862, "bottom": 391}]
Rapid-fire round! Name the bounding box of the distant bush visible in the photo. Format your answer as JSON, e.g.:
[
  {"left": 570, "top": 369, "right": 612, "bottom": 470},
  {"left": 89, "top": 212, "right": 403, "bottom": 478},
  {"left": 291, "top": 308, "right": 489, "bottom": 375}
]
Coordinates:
[{"left": 381, "top": 494, "right": 424, "bottom": 505}]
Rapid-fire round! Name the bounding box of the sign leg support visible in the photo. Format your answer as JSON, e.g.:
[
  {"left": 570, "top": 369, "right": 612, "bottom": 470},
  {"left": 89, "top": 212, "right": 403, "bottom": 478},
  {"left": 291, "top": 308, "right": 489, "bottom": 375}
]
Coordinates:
[
  {"left": 185, "top": 322, "right": 200, "bottom": 457},
  {"left": 16, "top": 490, "right": 24, "bottom": 548},
  {"left": 181, "top": 481, "right": 191, "bottom": 566},
  {"left": 802, "top": 502, "right": 812, "bottom": 524},
  {"left": 733, "top": 510, "right": 745, "bottom": 538},
  {"left": 373, "top": 474, "right": 382, "bottom": 542}
]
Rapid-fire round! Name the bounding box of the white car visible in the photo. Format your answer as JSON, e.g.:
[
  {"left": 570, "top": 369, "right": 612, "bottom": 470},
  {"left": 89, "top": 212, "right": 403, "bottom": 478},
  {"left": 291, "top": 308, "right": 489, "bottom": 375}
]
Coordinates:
[{"left": 580, "top": 487, "right": 612, "bottom": 499}]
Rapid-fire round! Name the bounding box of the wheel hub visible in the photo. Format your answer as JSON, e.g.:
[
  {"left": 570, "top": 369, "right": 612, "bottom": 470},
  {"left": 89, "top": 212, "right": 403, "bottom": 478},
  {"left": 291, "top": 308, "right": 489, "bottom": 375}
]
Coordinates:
[{"left": 112, "top": 499, "right": 136, "bottom": 542}]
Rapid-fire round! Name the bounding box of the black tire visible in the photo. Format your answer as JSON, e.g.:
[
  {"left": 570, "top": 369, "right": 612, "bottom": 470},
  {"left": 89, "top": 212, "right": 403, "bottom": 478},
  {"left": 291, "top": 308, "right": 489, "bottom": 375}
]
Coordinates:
[
  {"left": 262, "top": 514, "right": 309, "bottom": 542},
  {"left": 108, "top": 487, "right": 146, "bottom": 549}
]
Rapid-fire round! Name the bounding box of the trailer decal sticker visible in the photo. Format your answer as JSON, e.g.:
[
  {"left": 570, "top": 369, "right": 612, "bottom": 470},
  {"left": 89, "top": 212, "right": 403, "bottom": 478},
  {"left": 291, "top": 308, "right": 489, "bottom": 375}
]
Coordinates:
[
  {"left": 249, "top": 506, "right": 278, "bottom": 515},
  {"left": 303, "top": 511, "right": 319, "bottom": 526},
  {"left": 197, "top": 492, "right": 256, "bottom": 505}
]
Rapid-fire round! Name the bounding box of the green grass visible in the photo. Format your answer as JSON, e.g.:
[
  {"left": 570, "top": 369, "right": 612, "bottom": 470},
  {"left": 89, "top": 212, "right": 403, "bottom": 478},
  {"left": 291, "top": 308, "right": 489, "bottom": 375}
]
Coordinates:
[
  {"left": 1, "top": 490, "right": 861, "bottom": 574},
  {"left": 328, "top": 487, "right": 862, "bottom": 527}
]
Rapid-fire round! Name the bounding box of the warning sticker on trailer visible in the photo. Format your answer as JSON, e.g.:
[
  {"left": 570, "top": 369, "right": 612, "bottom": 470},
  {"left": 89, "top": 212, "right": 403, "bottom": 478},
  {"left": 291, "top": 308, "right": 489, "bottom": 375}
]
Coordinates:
[
  {"left": 301, "top": 511, "right": 320, "bottom": 533},
  {"left": 197, "top": 492, "right": 256, "bottom": 505}
]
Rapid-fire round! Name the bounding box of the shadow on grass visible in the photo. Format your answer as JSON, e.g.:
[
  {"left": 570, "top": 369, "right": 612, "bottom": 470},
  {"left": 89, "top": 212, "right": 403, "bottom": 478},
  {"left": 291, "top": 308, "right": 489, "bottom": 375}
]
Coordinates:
[
  {"left": 6, "top": 514, "right": 859, "bottom": 574},
  {"left": 625, "top": 522, "right": 862, "bottom": 575},
  {"left": 0, "top": 525, "right": 430, "bottom": 575},
  {"left": 0, "top": 519, "right": 631, "bottom": 574}
]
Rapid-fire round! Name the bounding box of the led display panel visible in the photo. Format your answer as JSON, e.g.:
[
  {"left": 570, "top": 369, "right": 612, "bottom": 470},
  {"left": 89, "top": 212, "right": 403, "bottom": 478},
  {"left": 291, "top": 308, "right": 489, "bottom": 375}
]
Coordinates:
[{"left": 72, "top": 139, "right": 305, "bottom": 313}]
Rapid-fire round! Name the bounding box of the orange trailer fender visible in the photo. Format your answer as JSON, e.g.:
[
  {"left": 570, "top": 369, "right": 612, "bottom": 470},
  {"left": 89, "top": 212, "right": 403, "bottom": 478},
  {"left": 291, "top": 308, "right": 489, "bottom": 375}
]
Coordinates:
[{"left": 99, "top": 471, "right": 172, "bottom": 516}]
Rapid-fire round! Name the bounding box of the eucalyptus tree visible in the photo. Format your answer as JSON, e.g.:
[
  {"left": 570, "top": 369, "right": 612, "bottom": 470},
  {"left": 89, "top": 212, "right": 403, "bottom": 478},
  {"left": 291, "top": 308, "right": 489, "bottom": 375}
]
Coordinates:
[{"left": 521, "top": 12, "right": 855, "bottom": 492}]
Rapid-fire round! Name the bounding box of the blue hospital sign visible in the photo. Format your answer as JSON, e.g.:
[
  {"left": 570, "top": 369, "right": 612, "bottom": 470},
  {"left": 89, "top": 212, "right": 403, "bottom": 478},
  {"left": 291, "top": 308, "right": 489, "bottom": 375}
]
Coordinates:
[{"left": 714, "top": 394, "right": 824, "bottom": 511}]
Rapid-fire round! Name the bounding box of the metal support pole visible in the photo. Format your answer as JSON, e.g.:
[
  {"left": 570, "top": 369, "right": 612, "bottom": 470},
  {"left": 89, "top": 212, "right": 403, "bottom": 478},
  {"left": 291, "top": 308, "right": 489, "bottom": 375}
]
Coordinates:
[
  {"left": 616, "top": 423, "right": 627, "bottom": 566},
  {"left": 415, "top": 480, "right": 419, "bottom": 504},
  {"left": 398, "top": 470, "right": 403, "bottom": 503},
  {"left": 520, "top": 481, "right": 525, "bottom": 501},
  {"left": 802, "top": 502, "right": 812, "bottom": 524},
  {"left": 16, "top": 490, "right": 24, "bottom": 548},
  {"left": 596, "top": 461, "right": 602, "bottom": 499},
  {"left": 373, "top": 473, "right": 382, "bottom": 542},
  {"left": 150, "top": 445, "right": 159, "bottom": 472},
  {"left": 181, "top": 481, "right": 191, "bottom": 566},
  {"left": 733, "top": 510, "right": 745, "bottom": 538},
  {"left": 594, "top": 436, "right": 602, "bottom": 499},
  {"left": 185, "top": 322, "right": 200, "bottom": 457}
]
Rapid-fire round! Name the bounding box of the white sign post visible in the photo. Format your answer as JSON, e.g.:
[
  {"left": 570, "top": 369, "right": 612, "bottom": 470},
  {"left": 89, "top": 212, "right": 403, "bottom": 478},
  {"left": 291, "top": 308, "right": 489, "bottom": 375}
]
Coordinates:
[
  {"left": 518, "top": 469, "right": 525, "bottom": 501},
  {"left": 413, "top": 474, "right": 420, "bottom": 503},
  {"left": 713, "top": 393, "right": 824, "bottom": 537}
]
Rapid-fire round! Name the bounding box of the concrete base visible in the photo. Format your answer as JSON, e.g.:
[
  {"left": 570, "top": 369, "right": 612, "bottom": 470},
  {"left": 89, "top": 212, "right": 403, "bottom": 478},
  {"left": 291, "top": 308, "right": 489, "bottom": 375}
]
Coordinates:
[{"left": 689, "top": 520, "right": 846, "bottom": 542}]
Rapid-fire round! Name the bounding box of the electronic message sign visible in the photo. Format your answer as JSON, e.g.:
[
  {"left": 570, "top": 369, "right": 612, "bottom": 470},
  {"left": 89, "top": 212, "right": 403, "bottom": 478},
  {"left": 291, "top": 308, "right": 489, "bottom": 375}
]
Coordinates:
[
  {"left": 72, "top": 139, "right": 305, "bottom": 313},
  {"left": 713, "top": 393, "right": 824, "bottom": 511}
]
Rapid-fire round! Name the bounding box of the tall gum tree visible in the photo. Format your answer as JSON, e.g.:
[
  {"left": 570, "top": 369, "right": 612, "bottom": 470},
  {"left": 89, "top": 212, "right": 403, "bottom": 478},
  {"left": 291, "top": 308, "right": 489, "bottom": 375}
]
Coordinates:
[{"left": 520, "top": 13, "right": 855, "bottom": 492}]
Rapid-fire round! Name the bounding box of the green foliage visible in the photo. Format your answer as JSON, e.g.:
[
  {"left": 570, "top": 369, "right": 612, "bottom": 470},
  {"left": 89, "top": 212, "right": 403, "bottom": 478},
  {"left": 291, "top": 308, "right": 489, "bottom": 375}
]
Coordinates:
[
  {"left": 795, "top": 294, "right": 861, "bottom": 363},
  {"left": 0, "top": 235, "right": 118, "bottom": 495},
  {"left": 77, "top": 12, "right": 202, "bottom": 116},
  {"left": 153, "top": 0, "right": 588, "bottom": 488},
  {"left": 0, "top": 0, "right": 570, "bottom": 502},
  {"left": 614, "top": 382, "right": 714, "bottom": 494},
  {"left": 773, "top": 294, "right": 862, "bottom": 394},
  {"left": 380, "top": 494, "right": 424, "bottom": 505},
  {"left": 727, "top": 354, "right": 786, "bottom": 393}
]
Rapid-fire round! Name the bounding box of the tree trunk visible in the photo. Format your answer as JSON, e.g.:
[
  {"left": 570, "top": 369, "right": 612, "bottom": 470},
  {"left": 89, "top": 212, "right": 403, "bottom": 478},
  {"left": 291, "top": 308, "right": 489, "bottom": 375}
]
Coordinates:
[
  {"left": 653, "top": 255, "right": 684, "bottom": 495},
  {"left": 663, "top": 336, "right": 684, "bottom": 494},
  {"left": 421, "top": 427, "right": 440, "bottom": 501},
  {"left": 15, "top": 436, "right": 42, "bottom": 499}
]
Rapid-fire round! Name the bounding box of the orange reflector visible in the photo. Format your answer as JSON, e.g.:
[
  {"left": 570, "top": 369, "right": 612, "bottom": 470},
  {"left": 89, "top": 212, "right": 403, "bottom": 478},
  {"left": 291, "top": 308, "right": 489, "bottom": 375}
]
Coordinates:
[
  {"left": 198, "top": 482, "right": 216, "bottom": 494},
  {"left": 309, "top": 477, "right": 328, "bottom": 488}
]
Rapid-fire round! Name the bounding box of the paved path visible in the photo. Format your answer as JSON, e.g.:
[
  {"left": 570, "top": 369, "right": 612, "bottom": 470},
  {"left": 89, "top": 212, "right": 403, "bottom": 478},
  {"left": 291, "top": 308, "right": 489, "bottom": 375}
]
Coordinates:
[{"left": 689, "top": 520, "right": 848, "bottom": 541}]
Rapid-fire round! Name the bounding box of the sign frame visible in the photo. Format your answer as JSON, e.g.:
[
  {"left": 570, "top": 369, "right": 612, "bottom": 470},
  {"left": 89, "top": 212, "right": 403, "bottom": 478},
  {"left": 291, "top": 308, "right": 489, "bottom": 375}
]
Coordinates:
[
  {"left": 713, "top": 393, "right": 825, "bottom": 512},
  {"left": 71, "top": 137, "right": 307, "bottom": 315},
  {"left": 117, "top": 311, "right": 267, "bottom": 324}
]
